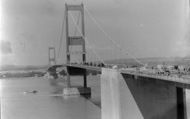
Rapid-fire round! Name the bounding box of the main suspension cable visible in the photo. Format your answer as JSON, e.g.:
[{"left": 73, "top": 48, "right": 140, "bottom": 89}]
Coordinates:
[{"left": 57, "top": 10, "right": 66, "bottom": 59}]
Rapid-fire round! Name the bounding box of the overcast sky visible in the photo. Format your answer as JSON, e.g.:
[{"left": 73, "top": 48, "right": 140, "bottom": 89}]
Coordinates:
[{"left": 0, "top": 0, "right": 189, "bottom": 65}]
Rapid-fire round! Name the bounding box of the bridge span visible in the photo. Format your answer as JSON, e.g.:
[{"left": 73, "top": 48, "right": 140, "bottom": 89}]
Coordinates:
[
  {"left": 66, "top": 63, "right": 190, "bottom": 89},
  {"left": 64, "top": 64, "right": 190, "bottom": 119},
  {"left": 55, "top": 3, "right": 190, "bottom": 119}
]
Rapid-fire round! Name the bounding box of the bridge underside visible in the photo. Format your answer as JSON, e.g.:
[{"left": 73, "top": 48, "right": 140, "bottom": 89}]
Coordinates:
[
  {"left": 101, "top": 68, "right": 189, "bottom": 119},
  {"left": 122, "top": 73, "right": 185, "bottom": 119},
  {"left": 67, "top": 66, "right": 86, "bottom": 75}
]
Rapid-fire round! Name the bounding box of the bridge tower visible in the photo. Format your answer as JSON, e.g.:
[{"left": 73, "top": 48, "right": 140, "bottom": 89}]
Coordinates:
[
  {"left": 65, "top": 3, "right": 87, "bottom": 89},
  {"left": 48, "top": 47, "right": 56, "bottom": 66}
]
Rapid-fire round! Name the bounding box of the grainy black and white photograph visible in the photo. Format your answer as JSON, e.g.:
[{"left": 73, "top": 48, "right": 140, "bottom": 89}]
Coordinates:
[{"left": 0, "top": 0, "right": 190, "bottom": 119}]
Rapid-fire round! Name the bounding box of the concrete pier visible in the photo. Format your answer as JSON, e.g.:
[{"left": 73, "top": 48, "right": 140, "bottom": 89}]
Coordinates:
[
  {"left": 101, "top": 68, "right": 190, "bottom": 119},
  {"left": 63, "top": 86, "right": 91, "bottom": 96}
]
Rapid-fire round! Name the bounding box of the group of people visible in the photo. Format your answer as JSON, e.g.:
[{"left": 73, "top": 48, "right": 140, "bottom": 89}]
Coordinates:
[{"left": 71, "top": 62, "right": 106, "bottom": 67}]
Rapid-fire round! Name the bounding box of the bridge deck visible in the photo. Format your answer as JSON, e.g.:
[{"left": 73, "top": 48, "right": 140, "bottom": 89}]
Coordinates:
[
  {"left": 66, "top": 64, "right": 102, "bottom": 72},
  {"left": 66, "top": 64, "right": 190, "bottom": 89}
]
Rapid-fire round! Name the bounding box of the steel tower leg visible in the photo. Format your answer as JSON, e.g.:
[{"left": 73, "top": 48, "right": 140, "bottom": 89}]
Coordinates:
[{"left": 48, "top": 47, "right": 56, "bottom": 66}]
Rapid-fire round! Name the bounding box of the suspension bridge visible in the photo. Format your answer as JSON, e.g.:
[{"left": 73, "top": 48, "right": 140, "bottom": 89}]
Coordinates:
[
  {"left": 2, "top": 1, "right": 190, "bottom": 119},
  {"left": 43, "top": 3, "right": 190, "bottom": 119},
  {"left": 50, "top": 3, "right": 190, "bottom": 89}
]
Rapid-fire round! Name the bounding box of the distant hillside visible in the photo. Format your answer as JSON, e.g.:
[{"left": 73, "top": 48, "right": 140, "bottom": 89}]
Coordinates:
[
  {"left": 106, "top": 57, "right": 190, "bottom": 66},
  {"left": 0, "top": 65, "right": 49, "bottom": 71}
]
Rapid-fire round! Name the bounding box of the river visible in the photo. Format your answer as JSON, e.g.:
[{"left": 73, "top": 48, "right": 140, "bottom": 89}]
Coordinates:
[
  {"left": 0, "top": 75, "right": 101, "bottom": 119},
  {"left": 1, "top": 74, "right": 190, "bottom": 119}
]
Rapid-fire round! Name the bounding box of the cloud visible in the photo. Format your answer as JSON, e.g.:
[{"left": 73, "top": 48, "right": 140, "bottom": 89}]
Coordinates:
[
  {"left": 0, "top": 40, "right": 12, "bottom": 54},
  {"left": 2, "top": 0, "right": 64, "bottom": 17}
]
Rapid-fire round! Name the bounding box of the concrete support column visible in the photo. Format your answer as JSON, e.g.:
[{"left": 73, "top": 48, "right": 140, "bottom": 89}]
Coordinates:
[
  {"left": 101, "top": 68, "right": 143, "bottom": 119},
  {"left": 101, "top": 68, "right": 121, "bottom": 119}
]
